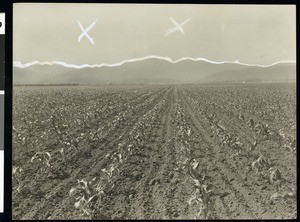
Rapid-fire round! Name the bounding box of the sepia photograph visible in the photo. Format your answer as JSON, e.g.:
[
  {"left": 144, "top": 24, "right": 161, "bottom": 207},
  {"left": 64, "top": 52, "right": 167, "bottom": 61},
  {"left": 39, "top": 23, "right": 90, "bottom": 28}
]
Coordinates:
[{"left": 12, "top": 3, "right": 296, "bottom": 220}]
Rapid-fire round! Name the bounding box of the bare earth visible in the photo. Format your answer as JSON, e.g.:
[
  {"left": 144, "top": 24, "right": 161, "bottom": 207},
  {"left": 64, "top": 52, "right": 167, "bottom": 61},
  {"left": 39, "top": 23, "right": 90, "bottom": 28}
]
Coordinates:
[{"left": 12, "top": 83, "right": 296, "bottom": 220}]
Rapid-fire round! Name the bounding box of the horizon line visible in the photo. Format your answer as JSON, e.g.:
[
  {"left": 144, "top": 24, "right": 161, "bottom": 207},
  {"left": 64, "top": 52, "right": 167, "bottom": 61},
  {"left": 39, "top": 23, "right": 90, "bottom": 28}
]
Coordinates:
[{"left": 13, "top": 56, "right": 296, "bottom": 69}]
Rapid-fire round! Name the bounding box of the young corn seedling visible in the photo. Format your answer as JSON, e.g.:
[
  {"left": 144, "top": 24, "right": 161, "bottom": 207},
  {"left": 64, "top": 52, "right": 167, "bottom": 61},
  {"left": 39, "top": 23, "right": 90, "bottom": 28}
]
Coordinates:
[
  {"left": 31, "top": 151, "right": 52, "bottom": 178},
  {"left": 12, "top": 166, "right": 24, "bottom": 193},
  {"left": 188, "top": 183, "right": 215, "bottom": 219},
  {"left": 270, "top": 187, "right": 296, "bottom": 201},
  {"left": 186, "top": 159, "right": 217, "bottom": 219},
  {"left": 69, "top": 177, "right": 105, "bottom": 219},
  {"left": 188, "top": 189, "right": 204, "bottom": 219},
  {"left": 249, "top": 118, "right": 255, "bottom": 129},
  {"left": 59, "top": 148, "right": 67, "bottom": 166},
  {"left": 251, "top": 154, "right": 271, "bottom": 179},
  {"left": 269, "top": 167, "right": 283, "bottom": 192},
  {"left": 249, "top": 140, "right": 258, "bottom": 152},
  {"left": 230, "top": 139, "right": 244, "bottom": 158},
  {"left": 101, "top": 161, "right": 119, "bottom": 186},
  {"left": 187, "top": 159, "right": 208, "bottom": 188},
  {"left": 31, "top": 151, "right": 68, "bottom": 179},
  {"left": 51, "top": 115, "right": 79, "bottom": 154}
]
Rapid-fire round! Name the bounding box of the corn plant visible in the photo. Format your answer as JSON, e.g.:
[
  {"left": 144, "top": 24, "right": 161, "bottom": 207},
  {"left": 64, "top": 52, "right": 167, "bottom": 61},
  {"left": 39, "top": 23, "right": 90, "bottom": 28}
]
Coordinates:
[
  {"left": 251, "top": 154, "right": 271, "bottom": 178},
  {"left": 30, "top": 151, "right": 68, "bottom": 179},
  {"left": 186, "top": 159, "right": 216, "bottom": 219},
  {"left": 188, "top": 183, "right": 216, "bottom": 219},
  {"left": 12, "top": 166, "right": 24, "bottom": 193},
  {"left": 30, "top": 151, "right": 52, "bottom": 178},
  {"left": 269, "top": 167, "right": 283, "bottom": 192},
  {"left": 69, "top": 177, "right": 106, "bottom": 219},
  {"left": 270, "top": 187, "right": 296, "bottom": 201}
]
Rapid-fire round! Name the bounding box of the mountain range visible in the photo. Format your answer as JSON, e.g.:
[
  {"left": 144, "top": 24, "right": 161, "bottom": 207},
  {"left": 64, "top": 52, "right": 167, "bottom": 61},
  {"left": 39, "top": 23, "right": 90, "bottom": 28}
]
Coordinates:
[{"left": 13, "top": 58, "right": 296, "bottom": 84}]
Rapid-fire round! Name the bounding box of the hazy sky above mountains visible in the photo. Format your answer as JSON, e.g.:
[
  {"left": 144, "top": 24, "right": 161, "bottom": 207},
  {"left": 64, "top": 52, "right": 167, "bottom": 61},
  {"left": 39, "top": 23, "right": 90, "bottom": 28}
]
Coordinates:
[{"left": 13, "top": 4, "right": 296, "bottom": 65}]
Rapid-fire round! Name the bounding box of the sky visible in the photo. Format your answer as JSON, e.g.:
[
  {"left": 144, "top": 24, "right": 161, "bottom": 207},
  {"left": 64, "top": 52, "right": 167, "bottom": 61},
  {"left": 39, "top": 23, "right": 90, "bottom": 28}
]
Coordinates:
[{"left": 13, "top": 4, "right": 296, "bottom": 66}]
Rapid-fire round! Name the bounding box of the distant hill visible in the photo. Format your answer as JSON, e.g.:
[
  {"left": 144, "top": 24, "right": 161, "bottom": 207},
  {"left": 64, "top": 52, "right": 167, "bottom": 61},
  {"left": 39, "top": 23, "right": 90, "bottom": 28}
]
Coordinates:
[
  {"left": 203, "top": 63, "right": 296, "bottom": 82},
  {"left": 13, "top": 58, "right": 296, "bottom": 84}
]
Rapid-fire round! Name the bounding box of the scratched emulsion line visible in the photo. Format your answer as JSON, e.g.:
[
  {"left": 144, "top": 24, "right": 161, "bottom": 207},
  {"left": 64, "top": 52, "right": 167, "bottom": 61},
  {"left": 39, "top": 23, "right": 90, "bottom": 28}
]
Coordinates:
[
  {"left": 164, "top": 18, "right": 192, "bottom": 36},
  {"left": 13, "top": 57, "right": 296, "bottom": 70},
  {"left": 77, "top": 18, "right": 99, "bottom": 45}
]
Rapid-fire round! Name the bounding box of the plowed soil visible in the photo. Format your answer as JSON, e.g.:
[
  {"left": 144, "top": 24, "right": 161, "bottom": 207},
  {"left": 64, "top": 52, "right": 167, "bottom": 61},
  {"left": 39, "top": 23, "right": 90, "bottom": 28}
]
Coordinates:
[{"left": 12, "top": 83, "right": 296, "bottom": 220}]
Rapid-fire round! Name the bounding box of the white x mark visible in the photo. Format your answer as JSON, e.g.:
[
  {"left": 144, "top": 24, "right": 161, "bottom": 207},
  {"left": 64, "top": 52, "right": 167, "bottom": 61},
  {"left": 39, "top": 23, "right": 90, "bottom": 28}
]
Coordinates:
[
  {"left": 77, "top": 18, "right": 99, "bottom": 45},
  {"left": 164, "top": 17, "right": 191, "bottom": 36}
]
